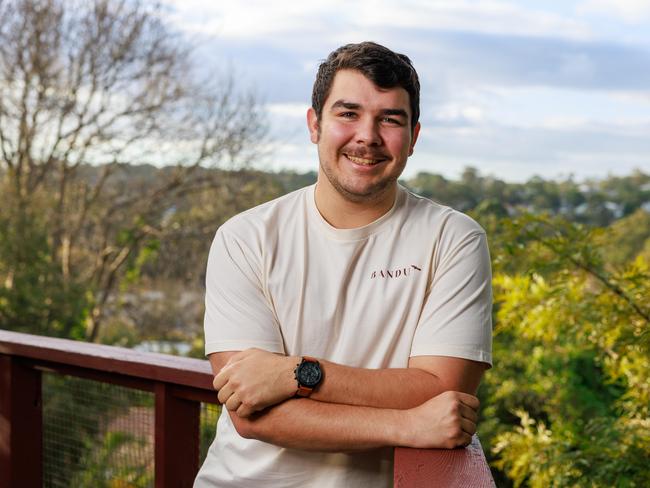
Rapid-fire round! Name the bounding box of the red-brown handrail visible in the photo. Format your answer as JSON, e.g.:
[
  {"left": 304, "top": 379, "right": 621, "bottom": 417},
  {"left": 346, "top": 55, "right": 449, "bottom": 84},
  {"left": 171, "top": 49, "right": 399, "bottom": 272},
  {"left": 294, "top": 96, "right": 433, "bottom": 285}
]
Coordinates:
[
  {"left": 0, "top": 329, "right": 214, "bottom": 488},
  {"left": 0, "top": 329, "right": 494, "bottom": 487}
]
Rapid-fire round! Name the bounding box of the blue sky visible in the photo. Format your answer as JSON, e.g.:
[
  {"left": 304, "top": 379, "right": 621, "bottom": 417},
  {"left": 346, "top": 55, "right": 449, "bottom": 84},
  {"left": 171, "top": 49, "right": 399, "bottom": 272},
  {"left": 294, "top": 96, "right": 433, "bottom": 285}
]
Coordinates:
[{"left": 163, "top": 0, "right": 650, "bottom": 182}]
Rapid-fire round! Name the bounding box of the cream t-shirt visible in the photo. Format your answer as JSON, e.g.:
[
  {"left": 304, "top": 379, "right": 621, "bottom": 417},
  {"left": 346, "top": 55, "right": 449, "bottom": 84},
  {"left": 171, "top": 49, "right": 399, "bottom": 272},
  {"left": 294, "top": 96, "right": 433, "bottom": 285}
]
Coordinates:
[{"left": 195, "top": 184, "right": 492, "bottom": 488}]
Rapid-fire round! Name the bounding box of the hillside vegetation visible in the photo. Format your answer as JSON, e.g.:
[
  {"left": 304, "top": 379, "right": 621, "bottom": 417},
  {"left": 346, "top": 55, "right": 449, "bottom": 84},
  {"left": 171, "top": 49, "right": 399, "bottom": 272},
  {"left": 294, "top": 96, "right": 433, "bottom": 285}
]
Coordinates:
[{"left": 1, "top": 165, "right": 649, "bottom": 487}]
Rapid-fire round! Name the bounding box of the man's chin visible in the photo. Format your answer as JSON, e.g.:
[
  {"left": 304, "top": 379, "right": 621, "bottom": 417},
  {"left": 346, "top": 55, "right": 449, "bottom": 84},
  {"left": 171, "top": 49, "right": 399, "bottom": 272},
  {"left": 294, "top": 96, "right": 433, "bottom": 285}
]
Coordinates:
[
  {"left": 334, "top": 179, "right": 396, "bottom": 203},
  {"left": 319, "top": 162, "right": 399, "bottom": 203}
]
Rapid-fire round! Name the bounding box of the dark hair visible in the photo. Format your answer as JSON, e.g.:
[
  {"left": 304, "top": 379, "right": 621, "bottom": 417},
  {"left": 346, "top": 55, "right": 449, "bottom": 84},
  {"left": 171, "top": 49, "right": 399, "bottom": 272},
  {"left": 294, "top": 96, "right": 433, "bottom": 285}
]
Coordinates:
[{"left": 311, "top": 41, "right": 420, "bottom": 131}]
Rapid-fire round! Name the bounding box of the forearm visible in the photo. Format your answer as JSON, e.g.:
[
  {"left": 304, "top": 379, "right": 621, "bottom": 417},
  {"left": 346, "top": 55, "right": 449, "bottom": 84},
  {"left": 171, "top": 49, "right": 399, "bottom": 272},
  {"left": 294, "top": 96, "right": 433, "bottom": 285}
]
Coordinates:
[
  {"left": 230, "top": 389, "right": 478, "bottom": 452},
  {"left": 213, "top": 350, "right": 485, "bottom": 416},
  {"left": 233, "top": 397, "right": 405, "bottom": 452},
  {"left": 311, "top": 360, "right": 443, "bottom": 409}
]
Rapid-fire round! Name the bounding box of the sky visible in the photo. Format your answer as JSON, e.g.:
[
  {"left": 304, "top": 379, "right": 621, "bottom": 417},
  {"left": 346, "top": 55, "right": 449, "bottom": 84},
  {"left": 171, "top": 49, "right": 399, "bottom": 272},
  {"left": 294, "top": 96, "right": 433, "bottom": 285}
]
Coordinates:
[{"left": 162, "top": 0, "right": 650, "bottom": 182}]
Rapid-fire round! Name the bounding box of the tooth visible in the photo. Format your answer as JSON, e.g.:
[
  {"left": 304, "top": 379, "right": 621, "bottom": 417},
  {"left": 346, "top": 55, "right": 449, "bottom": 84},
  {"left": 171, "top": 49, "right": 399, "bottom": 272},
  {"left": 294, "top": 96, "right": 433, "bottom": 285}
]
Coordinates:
[{"left": 348, "top": 155, "right": 377, "bottom": 165}]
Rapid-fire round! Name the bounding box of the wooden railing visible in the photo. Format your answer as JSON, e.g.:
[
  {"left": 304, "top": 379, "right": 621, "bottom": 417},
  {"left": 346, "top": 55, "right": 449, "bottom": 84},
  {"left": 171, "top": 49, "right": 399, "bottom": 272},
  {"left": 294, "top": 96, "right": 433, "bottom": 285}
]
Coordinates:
[{"left": 0, "top": 330, "right": 495, "bottom": 487}]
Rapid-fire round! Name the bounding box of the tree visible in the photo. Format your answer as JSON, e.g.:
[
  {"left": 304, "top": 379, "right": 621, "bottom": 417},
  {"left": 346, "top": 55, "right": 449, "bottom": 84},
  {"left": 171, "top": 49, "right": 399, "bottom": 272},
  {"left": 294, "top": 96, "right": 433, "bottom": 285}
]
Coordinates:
[
  {"left": 479, "top": 214, "right": 650, "bottom": 487},
  {"left": 0, "top": 0, "right": 266, "bottom": 340},
  {"left": 0, "top": 186, "right": 88, "bottom": 337}
]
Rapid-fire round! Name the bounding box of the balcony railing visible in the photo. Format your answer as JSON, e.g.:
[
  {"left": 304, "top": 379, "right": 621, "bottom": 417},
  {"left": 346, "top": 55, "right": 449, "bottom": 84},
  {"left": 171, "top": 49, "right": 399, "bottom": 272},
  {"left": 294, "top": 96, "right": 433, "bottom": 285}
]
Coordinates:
[{"left": 0, "top": 330, "right": 495, "bottom": 487}]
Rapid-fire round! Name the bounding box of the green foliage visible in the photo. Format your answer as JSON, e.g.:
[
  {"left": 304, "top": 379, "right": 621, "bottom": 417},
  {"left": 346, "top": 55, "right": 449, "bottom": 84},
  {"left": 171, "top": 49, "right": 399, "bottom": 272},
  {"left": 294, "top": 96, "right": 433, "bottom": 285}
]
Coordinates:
[
  {"left": 43, "top": 375, "right": 153, "bottom": 487},
  {"left": 405, "top": 168, "right": 649, "bottom": 226},
  {"left": 479, "top": 213, "right": 650, "bottom": 487},
  {"left": 200, "top": 403, "right": 222, "bottom": 462},
  {"left": 599, "top": 208, "right": 650, "bottom": 267},
  {"left": 0, "top": 191, "right": 89, "bottom": 338},
  {"left": 123, "top": 238, "right": 160, "bottom": 286},
  {"left": 70, "top": 432, "right": 153, "bottom": 488}
]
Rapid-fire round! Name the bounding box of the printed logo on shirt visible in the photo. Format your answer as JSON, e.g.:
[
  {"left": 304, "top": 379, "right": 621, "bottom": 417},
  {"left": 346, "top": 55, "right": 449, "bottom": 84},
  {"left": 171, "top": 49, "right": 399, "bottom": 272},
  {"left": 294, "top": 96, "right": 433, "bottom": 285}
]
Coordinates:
[{"left": 370, "top": 265, "right": 422, "bottom": 279}]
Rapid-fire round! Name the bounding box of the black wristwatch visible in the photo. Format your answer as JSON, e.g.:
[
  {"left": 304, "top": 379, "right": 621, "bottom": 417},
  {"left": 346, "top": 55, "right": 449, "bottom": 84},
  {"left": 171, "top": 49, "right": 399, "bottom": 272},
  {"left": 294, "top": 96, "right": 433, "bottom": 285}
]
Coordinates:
[{"left": 294, "top": 356, "right": 323, "bottom": 397}]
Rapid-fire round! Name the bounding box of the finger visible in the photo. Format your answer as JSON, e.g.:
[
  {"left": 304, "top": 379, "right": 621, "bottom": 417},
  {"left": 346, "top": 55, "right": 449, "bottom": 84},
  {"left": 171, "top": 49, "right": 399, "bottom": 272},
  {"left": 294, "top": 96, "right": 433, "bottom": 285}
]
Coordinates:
[
  {"left": 459, "top": 432, "right": 472, "bottom": 448},
  {"left": 459, "top": 403, "right": 478, "bottom": 423},
  {"left": 456, "top": 392, "right": 480, "bottom": 410},
  {"left": 225, "top": 393, "right": 242, "bottom": 412},
  {"left": 236, "top": 403, "right": 253, "bottom": 418},
  {"left": 217, "top": 384, "right": 235, "bottom": 404},
  {"left": 460, "top": 418, "right": 477, "bottom": 436},
  {"left": 213, "top": 371, "right": 229, "bottom": 391}
]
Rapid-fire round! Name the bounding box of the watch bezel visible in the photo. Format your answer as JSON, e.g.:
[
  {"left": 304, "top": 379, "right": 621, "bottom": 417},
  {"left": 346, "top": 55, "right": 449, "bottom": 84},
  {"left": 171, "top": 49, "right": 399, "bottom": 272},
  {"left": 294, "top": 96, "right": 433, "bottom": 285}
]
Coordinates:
[{"left": 296, "top": 359, "right": 322, "bottom": 388}]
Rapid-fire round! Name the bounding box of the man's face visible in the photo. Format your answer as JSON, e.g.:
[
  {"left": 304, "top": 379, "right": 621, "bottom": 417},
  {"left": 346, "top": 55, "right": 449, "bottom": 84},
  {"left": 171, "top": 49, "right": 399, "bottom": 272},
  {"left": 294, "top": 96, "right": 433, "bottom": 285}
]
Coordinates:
[{"left": 307, "top": 69, "right": 420, "bottom": 203}]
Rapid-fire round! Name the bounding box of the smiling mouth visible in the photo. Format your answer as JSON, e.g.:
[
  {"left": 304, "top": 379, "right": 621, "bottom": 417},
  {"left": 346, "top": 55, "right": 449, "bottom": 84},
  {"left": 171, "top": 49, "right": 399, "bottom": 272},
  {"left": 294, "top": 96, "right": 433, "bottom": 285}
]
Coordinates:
[{"left": 345, "top": 154, "right": 386, "bottom": 166}]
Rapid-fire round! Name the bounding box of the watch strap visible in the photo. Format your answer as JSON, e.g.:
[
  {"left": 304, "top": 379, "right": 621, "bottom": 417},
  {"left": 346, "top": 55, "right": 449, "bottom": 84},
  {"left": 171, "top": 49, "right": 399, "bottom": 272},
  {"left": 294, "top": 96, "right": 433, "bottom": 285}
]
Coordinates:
[
  {"left": 296, "top": 384, "right": 313, "bottom": 397},
  {"left": 295, "top": 356, "right": 319, "bottom": 397}
]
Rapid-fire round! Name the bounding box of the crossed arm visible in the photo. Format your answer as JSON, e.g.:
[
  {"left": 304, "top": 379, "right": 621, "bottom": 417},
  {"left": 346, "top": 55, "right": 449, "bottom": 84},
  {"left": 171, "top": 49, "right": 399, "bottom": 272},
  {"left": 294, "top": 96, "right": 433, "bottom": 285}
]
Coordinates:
[{"left": 210, "top": 349, "right": 487, "bottom": 451}]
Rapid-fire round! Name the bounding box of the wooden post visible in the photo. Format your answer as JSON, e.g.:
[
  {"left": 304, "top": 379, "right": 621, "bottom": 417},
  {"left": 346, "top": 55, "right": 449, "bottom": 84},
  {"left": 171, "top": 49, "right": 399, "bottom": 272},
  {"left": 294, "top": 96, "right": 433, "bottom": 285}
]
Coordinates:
[
  {"left": 394, "top": 435, "right": 495, "bottom": 488},
  {"left": 0, "top": 355, "right": 43, "bottom": 488},
  {"left": 154, "top": 382, "right": 201, "bottom": 488}
]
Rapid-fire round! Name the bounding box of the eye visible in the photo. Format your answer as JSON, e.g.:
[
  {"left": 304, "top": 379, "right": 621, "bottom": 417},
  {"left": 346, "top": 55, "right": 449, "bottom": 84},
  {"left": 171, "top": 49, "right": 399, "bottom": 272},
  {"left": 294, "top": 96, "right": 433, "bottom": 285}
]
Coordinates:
[
  {"left": 381, "top": 117, "right": 403, "bottom": 125},
  {"left": 338, "top": 111, "right": 357, "bottom": 118}
]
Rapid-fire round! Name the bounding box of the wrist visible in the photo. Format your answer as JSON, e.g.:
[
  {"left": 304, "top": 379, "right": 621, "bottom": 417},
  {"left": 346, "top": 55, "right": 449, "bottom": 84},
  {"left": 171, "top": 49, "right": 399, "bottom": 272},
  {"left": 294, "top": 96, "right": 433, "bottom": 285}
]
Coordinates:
[
  {"left": 392, "top": 408, "right": 414, "bottom": 447},
  {"left": 293, "top": 356, "right": 324, "bottom": 397},
  {"left": 285, "top": 355, "right": 301, "bottom": 396}
]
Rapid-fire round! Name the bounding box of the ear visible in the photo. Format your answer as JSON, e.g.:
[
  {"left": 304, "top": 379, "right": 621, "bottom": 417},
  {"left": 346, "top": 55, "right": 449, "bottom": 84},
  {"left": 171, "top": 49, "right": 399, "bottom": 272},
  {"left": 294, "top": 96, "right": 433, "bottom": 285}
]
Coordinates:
[
  {"left": 307, "top": 107, "right": 319, "bottom": 144},
  {"left": 408, "top": 122, "right": 421, "bottom": 156}
]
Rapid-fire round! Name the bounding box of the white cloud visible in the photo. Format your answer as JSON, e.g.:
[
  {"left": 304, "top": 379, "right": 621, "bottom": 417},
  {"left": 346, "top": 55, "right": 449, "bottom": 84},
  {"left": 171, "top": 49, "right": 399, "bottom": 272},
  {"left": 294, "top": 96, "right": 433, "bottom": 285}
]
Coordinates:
[
  {"left": 267, "top": 103, "right": 310, "bottom": 118},
  {"left": 478, "top": 85, "right": 650, "bottom": 128},
  {"left": 162, "top": 0, "right": 337, "bottom": 40},
  {"left": 411, "top": 119, "right": 650, "bottom": 181},
  {"left": 262, "top": 141, "right": 318, "bottom": 173},
  {"left": 163, "top": 0, "right": 592, "bottom": 42},
  {"left": 538, "top": 117, "right": 650, "bottom": 136},
  {"left": 610, "top": 90, "right": 650, "bottom": 103},
  {"left": 355, "top": 0, "right": 591, "bottom": 39},
  {"left": 430, "top": 102, "right": 486, "bottom": 126},
  {"left": 578, "top": 0, "right": 650, "bottom": 23}
]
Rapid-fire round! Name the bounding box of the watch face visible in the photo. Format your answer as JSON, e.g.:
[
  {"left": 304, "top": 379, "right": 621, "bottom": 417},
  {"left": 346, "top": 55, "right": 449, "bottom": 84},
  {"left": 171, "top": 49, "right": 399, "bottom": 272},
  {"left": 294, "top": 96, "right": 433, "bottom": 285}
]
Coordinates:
[{"left": 298, "top": 361, "right": 322, "bottom": 387}]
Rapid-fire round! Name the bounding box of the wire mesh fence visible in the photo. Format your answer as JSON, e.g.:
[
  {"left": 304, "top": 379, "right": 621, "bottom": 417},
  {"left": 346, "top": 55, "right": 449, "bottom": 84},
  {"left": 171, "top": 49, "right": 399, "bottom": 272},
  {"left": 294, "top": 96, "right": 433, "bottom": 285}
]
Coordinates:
[
  {"left": 200, "top": 402, "right": 221, "bottom": 463},
  {"left": 42, "top": 373, "right": 154, "bottom": 487},
  {"left": 42, "top": 372, "right": 221, "bottom": 487}
]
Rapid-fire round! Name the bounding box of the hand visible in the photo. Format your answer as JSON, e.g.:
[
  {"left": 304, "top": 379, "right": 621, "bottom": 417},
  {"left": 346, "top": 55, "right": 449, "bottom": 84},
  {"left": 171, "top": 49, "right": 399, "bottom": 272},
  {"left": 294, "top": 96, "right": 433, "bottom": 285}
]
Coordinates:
[
  {"left": 213, "top": 348, "right": 300, "bottom": 418},
  {"left": 402, "top": 391, "right": 479, "bottom": 449}
]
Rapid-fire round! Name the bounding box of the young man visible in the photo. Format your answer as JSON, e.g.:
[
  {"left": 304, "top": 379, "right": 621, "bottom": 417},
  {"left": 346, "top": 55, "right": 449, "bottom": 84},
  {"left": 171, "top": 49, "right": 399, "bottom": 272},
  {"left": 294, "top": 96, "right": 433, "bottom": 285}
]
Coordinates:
[{"left": 194, "top": 42, "right": 492, "bottom": 487}]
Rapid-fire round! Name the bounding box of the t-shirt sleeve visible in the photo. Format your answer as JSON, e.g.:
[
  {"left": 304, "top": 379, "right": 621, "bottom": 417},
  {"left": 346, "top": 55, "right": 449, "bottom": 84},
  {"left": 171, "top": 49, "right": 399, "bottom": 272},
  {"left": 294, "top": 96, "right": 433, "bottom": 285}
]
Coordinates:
[
  {"left": 203, "top": 225, "right": 284, "bottom": 355},
  {"left": 410, "top": 229, "right": 493, "bottom": 366}
]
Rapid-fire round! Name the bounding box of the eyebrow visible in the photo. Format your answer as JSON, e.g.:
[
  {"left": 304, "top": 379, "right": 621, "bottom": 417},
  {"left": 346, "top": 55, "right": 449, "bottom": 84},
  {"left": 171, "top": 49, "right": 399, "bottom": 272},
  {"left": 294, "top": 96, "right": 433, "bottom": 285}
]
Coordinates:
[
  {"left": 330, "top": 99, "right": 408, "bottom": 118},
  {"left": 330, "top": 100, "right": 361, "bottom": 110}
]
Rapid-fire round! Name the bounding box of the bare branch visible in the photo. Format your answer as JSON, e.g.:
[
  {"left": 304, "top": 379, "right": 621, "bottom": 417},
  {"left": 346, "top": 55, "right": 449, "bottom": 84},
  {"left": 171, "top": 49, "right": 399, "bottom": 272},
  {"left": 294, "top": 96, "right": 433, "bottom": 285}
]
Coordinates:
[{"left": 1, "top": 0, "right": 268, "bottom": 341}]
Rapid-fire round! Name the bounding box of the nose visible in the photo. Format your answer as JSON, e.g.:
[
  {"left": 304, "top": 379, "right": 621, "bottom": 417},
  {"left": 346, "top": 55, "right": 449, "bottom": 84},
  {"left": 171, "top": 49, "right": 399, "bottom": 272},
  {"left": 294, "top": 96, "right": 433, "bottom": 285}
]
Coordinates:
[{"left": 356, "top": 117, "right": 382, "bottom": 146}]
